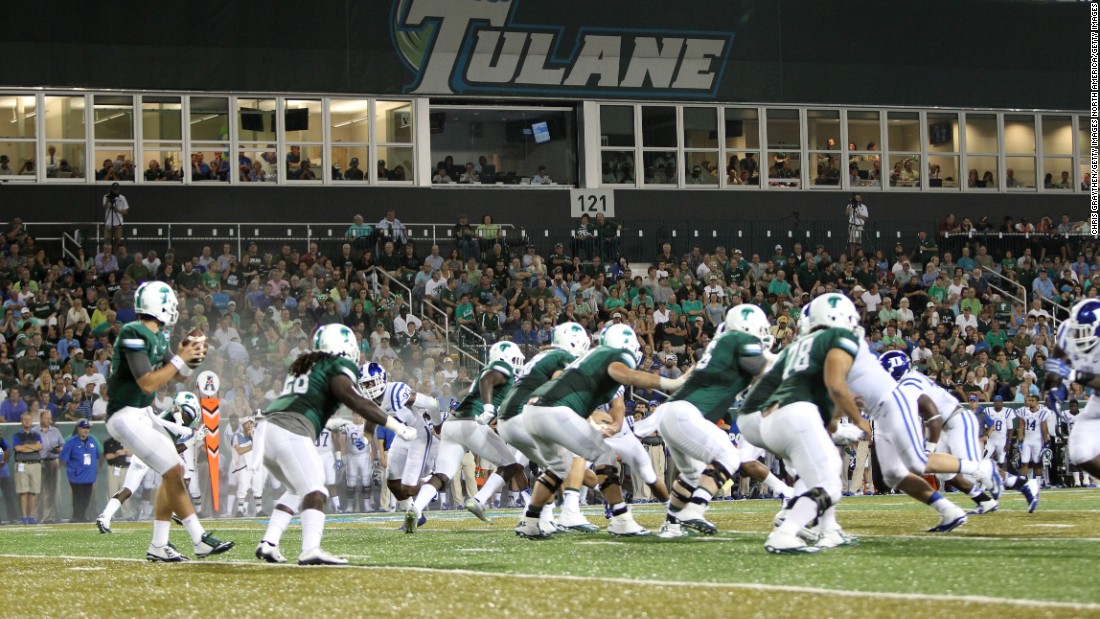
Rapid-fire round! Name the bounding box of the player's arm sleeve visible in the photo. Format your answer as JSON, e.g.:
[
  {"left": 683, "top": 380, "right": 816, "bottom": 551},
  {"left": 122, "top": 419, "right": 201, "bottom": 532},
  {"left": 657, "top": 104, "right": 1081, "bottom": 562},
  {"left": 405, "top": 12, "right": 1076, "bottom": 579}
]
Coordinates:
[
  {"left": 737, "top": 347, "right": 768, "bottom": 376},
  {"left": 124, "top": 348, "right": 154, "bottom": 380}
]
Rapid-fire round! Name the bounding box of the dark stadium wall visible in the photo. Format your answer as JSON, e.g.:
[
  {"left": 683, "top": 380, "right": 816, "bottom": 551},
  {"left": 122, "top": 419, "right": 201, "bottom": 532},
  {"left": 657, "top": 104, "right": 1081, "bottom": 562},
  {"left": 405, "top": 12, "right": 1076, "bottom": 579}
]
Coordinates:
[{"left": 0, "top": 0, "right": 1085, "bottom": 110}]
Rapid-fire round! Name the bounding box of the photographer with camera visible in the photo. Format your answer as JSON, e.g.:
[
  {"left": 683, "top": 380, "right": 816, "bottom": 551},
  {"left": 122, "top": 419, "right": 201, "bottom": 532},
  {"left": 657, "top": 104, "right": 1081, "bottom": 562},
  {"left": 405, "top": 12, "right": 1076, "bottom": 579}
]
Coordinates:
[
  {"left": 103, "top": 182, "right": 129, "bottom": 244},
  {"left": 846, "top": 193, "right": 868, "bottom": 260}
]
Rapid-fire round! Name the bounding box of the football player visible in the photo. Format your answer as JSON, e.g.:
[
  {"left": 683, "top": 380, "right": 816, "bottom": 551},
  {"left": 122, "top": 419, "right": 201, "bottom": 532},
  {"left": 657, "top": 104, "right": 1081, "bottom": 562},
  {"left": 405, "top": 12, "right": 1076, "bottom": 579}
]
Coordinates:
[
  {"left": 406, "top": 341, "right": 528, "bottom": 532},
  {"left": 313, "top": 417, "right": 345, "bottom": 513},
  {"left": 739, "top": 293, "right": 871, "bottom": 554},
  {"left": 981, "top": 396, "right": 1014, "bottom": 472},
  {"left": 516, "top": 323, "right": 688, "bottom": 539},
  {"left": 96, "top": 392, "right": 204, "bottom": 534},
  {"left": 343, "top": 412, "right": 373, "bottom": 513},
  {"left": 103, "top": 282, "right": 233, "bottom": 562},
  {"left": 253, "top": 324, "right": 417, "bottom": 565},
  {"left": 373, "top": 366, "right": 441, "bottom": 528},
  {"left": 1016, "top": 394, "right": 1052, "bottom": 486},
  {"left": 230, "top": 417, "right": 265, "bottom": 517},
  {"left": 1045, "top": 299, "right": 1100, "bottom": 482}
]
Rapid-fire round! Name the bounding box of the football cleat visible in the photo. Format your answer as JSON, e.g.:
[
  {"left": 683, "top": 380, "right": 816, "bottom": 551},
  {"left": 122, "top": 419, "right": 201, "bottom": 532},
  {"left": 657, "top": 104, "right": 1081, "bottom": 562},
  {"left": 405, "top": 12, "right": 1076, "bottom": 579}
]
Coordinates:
[
  {"left": 774, "top": 509, "right": 820, "bottom": 544},
  {"left": 146, "top": 543, "right": 189, "bottom": 562},
  {"left": 608, "top": 513, "right": 650, "bottom": 537},
  {"left": 464, "top": 498, "right": 492, "bottom": 524},
  {"left": 515, "top": 518, "right": 552, "bottom": 540},
  {"left": 255, "top": 541, "right": 287, "bottom": 564},
  {"left": 194, "top": 532, "right": 235, "bottom": 558},
  {"left": 927, "top": 506, "right": 968, "bottom": 533},
  {"left": 674, "top": 503, "right": 717, "bottom": 536},
  {"left": 657, "top": 522, "right": 696, "bottom": 539},
  {"left": 814, "top": 527, "right": 859, "bottom": 549},
  {"left": 298, "top": 547, "right": 348, "bottom": 566},
  {"left": 1023, "top": 479, "right": 1040, "bottom": 513},
  {"left": 95, "top": 515, "right": 111, "bottom": 534},
  {"left": 556, "top": 513, "right": 600, "bottom": 533},
  {"left": 967, "top": 499, "right": 999, "bottom": 515},
  {"left": 975, "top": 460, "right": 1003, "bottom": 501},
  {"left": 765, "top": 530, "right": 821, "bottom": 554}
]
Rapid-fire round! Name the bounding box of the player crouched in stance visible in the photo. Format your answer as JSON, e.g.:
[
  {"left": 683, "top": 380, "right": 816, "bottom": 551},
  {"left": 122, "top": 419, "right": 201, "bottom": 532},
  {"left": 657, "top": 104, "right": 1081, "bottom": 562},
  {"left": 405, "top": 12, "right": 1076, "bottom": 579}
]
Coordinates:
[
  {"left": 97, "top": 392, "right": 204, "bottom": 533},
  {"left": 253, "top": 324, "right": 417, "bottom": 565},
  {"left": 1044, "top": 299, "right": 1100, "bottom": 484},
  {"left": 406, "top": 341, "right": 527, "bottom": 532},
  {"left": 644, "top": 305, "right": 770, "bottom": 539},
  {"left": 517, "top": 324, "right": 688, "bottom": 539},
  {"left": 739, "top": 294, "right": 871, "bottom": 554},
  {"left": 104, "top": 282, "right": 233, "bottom": 562}
]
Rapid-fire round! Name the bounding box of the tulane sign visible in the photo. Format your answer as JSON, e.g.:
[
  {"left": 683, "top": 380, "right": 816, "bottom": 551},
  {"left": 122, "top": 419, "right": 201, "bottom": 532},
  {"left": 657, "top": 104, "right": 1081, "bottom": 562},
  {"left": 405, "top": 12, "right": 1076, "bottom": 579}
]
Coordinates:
[{"left": 392, "top": 0, "right": 735, "bottom": 99}]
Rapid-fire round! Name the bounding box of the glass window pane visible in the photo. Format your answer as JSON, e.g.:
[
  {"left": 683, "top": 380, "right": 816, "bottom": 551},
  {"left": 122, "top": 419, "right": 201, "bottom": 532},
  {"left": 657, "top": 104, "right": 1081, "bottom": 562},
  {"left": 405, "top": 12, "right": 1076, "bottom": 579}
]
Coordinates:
[
  {"left": 45, "top": 143, "right": 85, "bottom": 179},
  {"left": 810, "top": 152, "right": 841, "bottom": 186},
  {"left": 0, "top": 142, "right": 36, "bottom": 178},
  {"left": 766, "top": 109, "right": 799, "bottom": 150},
  {"left": 642, "top": 151, "right": 677, "bottom": 184},
  {"left": 807, "top": 109, "right": 840, "bottom": 151},
  {"left": 1080, "top": 116, "right": 1089, "bottom": 157},
  {"left": 0, "top": 95, "right": 36, "bottom": 139},
  {"left": 190, "top": 147, "right": 230, "bottom": 182},
  {"left": 45, "top": 96, "right": 86, "bottom": 140},
  {"left": 889, "top": 154, "right": 920, "bottom": 188},
  {"left": 725, "top": 108, "right": 760, "bottom": 150},
  {"left": 965, "top": 114, "right": 998, "bottom": 153},
  {"left": 237, "top": 98, "right": 276, "bottom": 142},
  {"left": 966, "top": 156, "right": 998, "bottom": 189},
  {"left": 286, "top": 145, "right": 323, "bottom": 181},
  {"left": 1043, "top": 159, "right": 1074, "bottom": 190},
  {"left": 642, "top": 106, "right": 676, "bottom": 148},
  {"left": 683, "top": 108, "right": 717, "bottom": 149},
  {"left": 285, "top": 99, "right": 323, "bottom": 143},
  {"left": 927, "top": 112, "right": 959, "bottom": 153},
  {"left": 685, "top": 152, "right": 719, "bottom": 186},
  {"left": 725, "top": 151, "right": 760, "bottom": 185},
  {"left": 601, "top": 151, "right": 636, "bottom": 184},
  {"left": 141, "top": 144, "right": 183, "bottom": 182},
  {"left": 190, "top": 97, "right": 229, "bottom": 142},
  {"left": 331, "top": 145, "right": 368, "bottom": 181},
  {"left": 766, "top": 151, "right": 800, "bottom": 187},
  {"left": 376, "top": 101, "right": 413, "bottom": 144},
  {"left": 1042, "top": 116, "right": 1073, "bottom": 156},
  {"left": 93, "top": 95, "right": 133, "bottom": 141},
  {"left": 331, "top": 99, "right": 370, "bottom": 144},
  {"left": 926, "top": 155, "right": 959, "bottom": 189},
  {"left": 237, "top": 147, "right": 279, "bottom": 182},
  {"left": 1005, "top": 157, "right": 1036, "bottom": 189},
  {"left": 887, "top": 112, "right": 920, "bottom": 153},
  {"left": 93, "top": 147, "right": 135, "bottom": 182},
  {"left": 846, "top": 110, "right": 880, "bottom": 152},
  {"left": 1004, "top": 115, "right": 1035, "bottom": 154},
  {"left": 142, "top": 97, "right": 182, "bottom": 141},
  {"left": 378, "top": 146, "right": 414, "bottom": 182},
  {"left": 600, "top": 105, "right": 635, "bottom": 148}
]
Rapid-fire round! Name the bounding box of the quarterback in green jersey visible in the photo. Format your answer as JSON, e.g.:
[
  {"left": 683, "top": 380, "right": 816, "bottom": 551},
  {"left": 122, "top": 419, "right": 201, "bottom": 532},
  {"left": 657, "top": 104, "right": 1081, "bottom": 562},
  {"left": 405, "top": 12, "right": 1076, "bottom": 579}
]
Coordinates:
[
  {"left": 651, "top": 305, "right": 771, "bottom": 538},
  {"left": 516, "top": 324, "right": 689, "bottom": 539},
  {"left": 739, "top": 293, "right": 869, "bottom": 554},
  {"left": 104, "top": 281, "right": 233, "bottom": 563},
  {"left": 255, "top": 323, "right": 417, "bottom": 566}
]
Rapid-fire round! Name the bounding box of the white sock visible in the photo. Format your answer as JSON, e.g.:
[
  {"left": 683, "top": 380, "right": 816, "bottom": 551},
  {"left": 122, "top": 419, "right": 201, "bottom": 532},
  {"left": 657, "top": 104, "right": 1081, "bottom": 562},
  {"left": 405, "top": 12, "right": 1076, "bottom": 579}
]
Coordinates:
[
  {"left": 101, "top": 498, "right": 122, "bottom": 524},
  {"left": 763, "top": 474, "right": 794, "bottom": 498},
  {"left": 929, "top": 497, "right": 954, "bottom": 516},
  {"left": 820, "top": 505, "right": 838, "bottom": 531},
  {"left": 474, "top": 473, "right": 506, "bottom": 505},
  {"left": 521, "top": 489, "right": 532, "bottom": 504},
  {"left": 777, "top": 495, "right": 819, "bottom": 536},
  {"left": 1073, "top": 472, "right": 1082, "bottom": 487},
  {"left": 561, "top": 489, "right": 581, "bottom": 516},
  {"left": 300, "top": 508, "right": 325, "bottom": 553},
  {"left": 395, "top": 498, "right": 410, "bottom": 512},
  {"left": 262, "top": 509, "right": 294, "bottom": 547},
  {"left": 412, "top": 484, "right": 437, "bottom": 516},
  {"left": 331, "top": 495, "right": 341, "bottom": 511},
  {"left": 152, "top": 519, "right": 171, "bottom": 547},
  {"left": 539, "top": 503, "right": 555, "bottom": 525},
  {"left": 227, "top": 496, "right": 237, "bottom": 515},
  {"left": 958, "top": 460, "right": 979, "bottom": 476},
  {"left": 181, "top": 514, "right": 205, "bottom": 545}
]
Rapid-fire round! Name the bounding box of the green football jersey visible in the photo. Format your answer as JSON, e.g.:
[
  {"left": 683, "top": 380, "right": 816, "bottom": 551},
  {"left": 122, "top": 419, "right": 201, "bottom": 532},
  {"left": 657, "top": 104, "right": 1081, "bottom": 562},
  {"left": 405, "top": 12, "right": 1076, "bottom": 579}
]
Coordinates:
[
  {"left": 531, "top": 346, "right": 636, "bottom": 419},
  {"left": 453, "top": 360, "right": 514, "bottom": 420},
  {"left": 265, "top": 355, "right": 360, "bottom": 438},
  {"left": 741, "top": 328, "right": 858, "bottom": 425},
  {"left": 499, "top": 348, "right": 576, "bottom": 421},
  {"left": 670, "top": 330, "right": 765, "bottom": 422},
  {"left": 106, "top": 321, "right": 171, "bottom": 416}
]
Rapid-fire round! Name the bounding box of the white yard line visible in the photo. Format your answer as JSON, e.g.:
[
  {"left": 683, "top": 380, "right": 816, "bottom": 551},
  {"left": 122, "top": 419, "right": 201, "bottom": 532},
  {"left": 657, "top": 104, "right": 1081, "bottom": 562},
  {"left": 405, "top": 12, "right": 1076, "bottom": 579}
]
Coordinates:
[{"left": 3, "top": 553, "right": 1098, "bottom": 612}]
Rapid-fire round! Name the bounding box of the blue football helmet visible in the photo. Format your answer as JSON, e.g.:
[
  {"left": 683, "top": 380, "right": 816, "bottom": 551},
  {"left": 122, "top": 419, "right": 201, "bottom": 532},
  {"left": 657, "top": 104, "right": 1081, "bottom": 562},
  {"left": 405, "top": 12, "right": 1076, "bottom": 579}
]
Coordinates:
[
  {"left": 359, "top": 362, "right": 387, "bottom": 403},
  {"left": 879, "top": 350, "right": 910, "bottom": 380}
]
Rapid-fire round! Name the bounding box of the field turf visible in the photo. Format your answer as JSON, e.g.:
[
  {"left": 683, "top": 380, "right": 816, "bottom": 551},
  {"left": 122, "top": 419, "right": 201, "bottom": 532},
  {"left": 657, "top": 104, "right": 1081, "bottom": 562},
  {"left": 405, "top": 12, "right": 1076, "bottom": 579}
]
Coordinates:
[{"left": 2, "top": 489, "right": 1099, "bottom": 618}]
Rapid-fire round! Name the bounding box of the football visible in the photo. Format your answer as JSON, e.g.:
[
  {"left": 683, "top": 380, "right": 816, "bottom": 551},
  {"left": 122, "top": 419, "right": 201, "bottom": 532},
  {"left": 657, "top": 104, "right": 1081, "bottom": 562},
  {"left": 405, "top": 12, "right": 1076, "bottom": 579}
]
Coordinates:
[{"left": 183, "top": 328, "right": 208, "bottom": 368}]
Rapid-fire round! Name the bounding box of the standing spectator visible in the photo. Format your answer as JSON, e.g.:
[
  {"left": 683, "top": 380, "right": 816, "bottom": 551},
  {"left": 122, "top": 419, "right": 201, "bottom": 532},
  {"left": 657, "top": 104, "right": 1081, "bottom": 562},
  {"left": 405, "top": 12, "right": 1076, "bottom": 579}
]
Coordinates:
[
  {"left": 35, "top": 411, "right": 63, "bottom": 524},
  {"left": 12, "top": 412, "right": 42, "bottom": 524},
  {"left": 453, "top": 214, "right": 479, "bottom": 261},
  {"left": 60, "top": 419, "right": 101, "bottom": 523},
  {"left": 102, "top": 183, "right": 129, "bottom": 244},
  {"left": 846, "top": 193, "right": 868, "bottom": 259},
  {"left": 1, "top": 387, "right": 27, "bottom": 422},
  {"left": 376, "top": 209, "right": 407, "bottom": 252},
  {"left": 0, "top": 432, "right": 16, "bottom": 524}
]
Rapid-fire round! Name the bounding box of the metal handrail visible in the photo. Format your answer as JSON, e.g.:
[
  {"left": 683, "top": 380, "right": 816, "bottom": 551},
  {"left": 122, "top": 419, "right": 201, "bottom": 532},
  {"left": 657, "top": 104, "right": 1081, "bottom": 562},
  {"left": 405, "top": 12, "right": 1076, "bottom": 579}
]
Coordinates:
[
  {"left": 981, "top": 265, "right": 1026, "bottom": 312},
  {"left": 1038, "top": 295, "right": 1070, "bottom": 330}
]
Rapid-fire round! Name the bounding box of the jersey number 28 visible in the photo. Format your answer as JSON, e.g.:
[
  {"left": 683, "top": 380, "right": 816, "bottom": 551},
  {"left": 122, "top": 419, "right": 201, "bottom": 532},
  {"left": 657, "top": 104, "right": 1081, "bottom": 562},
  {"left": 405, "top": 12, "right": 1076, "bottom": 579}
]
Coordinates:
[{"left": 281, "top": 371, "right": 312, "bottom": 396}]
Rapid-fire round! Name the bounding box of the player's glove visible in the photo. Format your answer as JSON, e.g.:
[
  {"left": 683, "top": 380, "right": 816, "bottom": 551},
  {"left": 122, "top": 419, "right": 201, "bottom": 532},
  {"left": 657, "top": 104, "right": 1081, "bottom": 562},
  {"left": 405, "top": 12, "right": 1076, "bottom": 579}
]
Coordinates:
[
  {"left": 924, "top": 440, "right": 937, "bottom": 455},
  {"left": 334, "top": 458, "right": 344, "bottom": 473},
  {"left": 395, "top": 424, "right": 418, "bottom": 442},
  {"left": 353, "top": 437, "right": 367, "bottom": 451},
  {"left": 476, "top": 404, "right": 496, "bottom": 426},
  {"left": 831, "top": 424, "right": 864, "bottom": 446}
]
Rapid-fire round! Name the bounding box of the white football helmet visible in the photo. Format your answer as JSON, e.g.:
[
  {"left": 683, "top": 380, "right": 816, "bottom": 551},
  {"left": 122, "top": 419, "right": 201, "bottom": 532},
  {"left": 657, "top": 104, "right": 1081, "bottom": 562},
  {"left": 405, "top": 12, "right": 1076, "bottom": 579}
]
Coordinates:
[
  {"left": 723, "top": 304, "right": 775, "bottom": 349},
  {"left": 552, "top": 322, "right": 591, "bottom": 355},
  {"left": 359, "top": 362, "right": 388, "bottom": 402},
  {"left": 313, "top": 324, "right": 359, "bottom": 362},
  {"left": 803, "top": 293, "right": 861, "bottom": 335},
  {"left": 600, "top": 323, "right": 642, "bottom": 363},
  {"left": 134, "top": 281, "right": 179, "bottom": 327},
  {"left": 171, "top": 391, "right": 202, "bottom": 428},
  {"left": 1058, "top": 299, "right": 1100, "bottom": 366},
  {"left": 488, "top": 341, "right": 525, "bottom": 371}
]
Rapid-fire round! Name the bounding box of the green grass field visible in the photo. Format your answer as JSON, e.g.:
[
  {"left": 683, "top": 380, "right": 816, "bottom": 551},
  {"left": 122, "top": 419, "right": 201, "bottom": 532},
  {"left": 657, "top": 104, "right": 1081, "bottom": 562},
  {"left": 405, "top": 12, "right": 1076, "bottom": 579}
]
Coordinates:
[{"left": 3, "top": 489, "right": 1100, "bottom": 618}]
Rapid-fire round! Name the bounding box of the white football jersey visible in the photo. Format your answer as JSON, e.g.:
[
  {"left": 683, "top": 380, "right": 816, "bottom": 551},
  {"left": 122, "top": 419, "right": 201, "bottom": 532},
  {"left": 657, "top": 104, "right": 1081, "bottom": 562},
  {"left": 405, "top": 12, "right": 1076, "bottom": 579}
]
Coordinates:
[
  {"left": 381, "top": 381, "right": 418, "bottom": 427},
  {"left": 1018, "top": 407, "right": 1050, "bottom": 442},
  {"left": 897, "top": 370, "right": 961, "bottom": 421},
  {"left": 1060, "top": 409, "right": 1078, "bottom": 432},
  {"left": 983, "top": 407, "right": 1013, "bottom": 438},
  {"left": 314, "top": 428, "right": 334, "bottom": 454},
  {"left": 846, "top": 340, "right": 898, "bottom": 413},
  {"left": 344, "top": 422, "right": 369, "bottom": 456}
]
